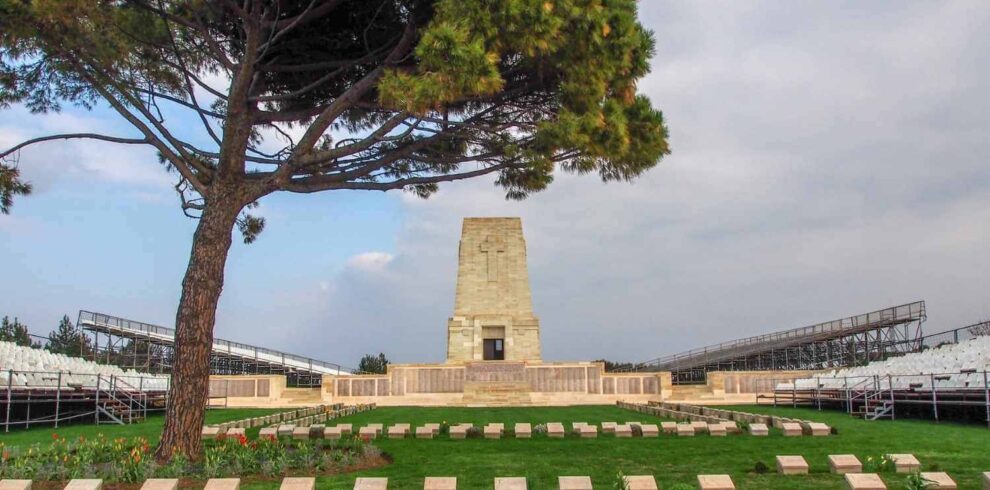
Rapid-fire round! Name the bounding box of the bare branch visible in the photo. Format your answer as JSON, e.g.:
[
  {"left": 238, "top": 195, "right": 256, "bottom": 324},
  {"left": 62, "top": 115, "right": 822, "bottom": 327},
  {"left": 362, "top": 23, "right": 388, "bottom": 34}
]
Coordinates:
[{"left": 1, "top": 133, "right": 148, "bottom": 160}]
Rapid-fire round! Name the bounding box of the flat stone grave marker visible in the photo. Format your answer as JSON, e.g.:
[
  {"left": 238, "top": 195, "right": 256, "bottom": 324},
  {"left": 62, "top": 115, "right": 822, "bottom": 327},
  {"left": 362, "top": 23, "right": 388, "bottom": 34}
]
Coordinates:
[
  {"left": 63, "top": 480, "right": 103, "bottom": 490},
  {"left": 690, "top": 421, "right": 709, "bottom": 434},
  {"left": 776, "top": 455, "right": 809, "bottom": 475},
  {"left": 292, "top": 426, "right": 311, "bottom": 440},
  {"left": 280, "top": 478, "right": 315, "bottom": 490},
  {"left": 708, "top": 423, "right": 727, "bottom": 436},
  {"left": 808, "top": 422, "right": 830, "bottom": 436},
  {"left": 424, "top": 423, "right": 441, "bottom": 434},
  {"left": 640, "top": 424, "right": 659, "bottom": 437},
  {"left": 983, "top": 472, "right": 990, "bottom": 490},
  {"left": 423, "top": 477, "right": 456, "bottom": 490},
  {"left": 676, "top": 424, "right": 695, "bottom": 436},
  {"left": 571, "top": 422, "right": 587, "bottom": 432},
  {"left": 515, "top": 423, "right": 532, "bottom": 438},
  {"left": 259, "top": 427, "right": 278, "bottom": 438},
  {"left": 614, "top": 424, "right": 632, "bottom": 437},
  {"left": 558, "top": 476, "right": 592, "bottom": 490},
  {"left": 387, "top": 425, "right": 407, "bottom": 439},
  {"left": 337, "top": 423, "right": 353, "bottom": 435},
  {"left": 548, "top": 423, "right": 565, "bottom": 438},
  {"left": 697, "top": 475, "right": 735, "bottom": 490},
  {"left": 202, "top": 426, "right": 221, "bottom": 439},
  {"left": 781, "top": 422, "right": 802, "bottom": 436},
  {"left": 601, "top": 422, "right": 617, "bottom": 433},
  {"left": 324, "top": 427, "right": 342, "bottom": 439},
  {"left": 450, "top": 425, "right": 469, "bottom": 439},
  {"left": 886, "top": 454, "right": 921, "bottom": 473},
  {"left": 203, "top": 479, "right": 240, "bottom": 490},
  {"left": 623, "top": 475, "right": 657, "bottom": 490},
  {"left": 829, "top": 455, "right": 862, "bottom": 474},
  {"left": 660, "top": 422, "right": 677, "bottom": 434},
  {"left": 353, "top": 478, "right": 387, "bottom": 490},
  {"left": 358, "top": 426, "right": 378, "bottom": 439},
  {"left": 844, "top": 473, "right": 887, "bottom": 490},
  {"left": 227, "top": 428, "right": 246, "bottom": 438},
  {"left": 493, "top": 477, "right": 527, "bottom": 490},
  {"left": 277, "top": 424, "right": 296, "bottom": 437},
  {"left": 309, "top": 424, "right": 325, "bottom": 437},
  {"left": 140, "top": 479, "right": 178, "bottom": 490},
  {"left": 0, "top": 481, "right": 31, "bottom": 490},
  {"left": 393, "top": 423, "right": 411, "bottom": 431},
  {"left": 722, "top": 421, "right": 740, "bottom": 434},
  {"left": 483, "top": 424, "right": 502, "bottom": 439},
  {"left": 416, "top": 426, "right": 434, "bottom": 439},
  {"left": 579, "top": 425, "right": 597, "bottom": 438},
  {"left": 749, "top": 423, "right": 768, "bottom": 436},
  {"left": 367, "top": 423, "right": 384, "bottom": 434},
  {"left": 919, "top": 472, "right": 956, "bottom": 489}
]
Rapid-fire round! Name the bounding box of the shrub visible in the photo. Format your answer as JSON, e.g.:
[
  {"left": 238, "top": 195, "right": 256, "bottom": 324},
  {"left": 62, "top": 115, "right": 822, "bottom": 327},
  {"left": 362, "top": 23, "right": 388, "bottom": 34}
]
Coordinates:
[
  {"left": 754, "top": 461, "right": 770, "bottom": 474},
  {"left": 864, "top": 455, "right": 895, "bottom": 473},
  {"left": 830, "top": 426, "right": 839, "bottom": 435},
  {"left": 631, "top": 425, "right": 643, "bottom": 437},
  {"left": 533, "top": 423, "right": 548, "bottom": 434},
  {"left": 904, "top": 472, "right": 935, "bottom": 490},
  {"left": 466, "top": 426, "right": 483, "bottom": 439},
  {"left": 611, "top": 470, "right": 630, "bottom": 490}
]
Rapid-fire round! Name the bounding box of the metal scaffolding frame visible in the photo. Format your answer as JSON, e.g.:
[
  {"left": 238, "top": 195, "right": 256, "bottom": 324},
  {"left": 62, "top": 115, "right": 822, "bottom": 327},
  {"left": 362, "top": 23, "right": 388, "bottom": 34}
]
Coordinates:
[
  {"left": 77, "top": 311, "right": 354, "bottom": 387},
  {"left": 622, "top": 301, "right": 927, "bottom": 383}
]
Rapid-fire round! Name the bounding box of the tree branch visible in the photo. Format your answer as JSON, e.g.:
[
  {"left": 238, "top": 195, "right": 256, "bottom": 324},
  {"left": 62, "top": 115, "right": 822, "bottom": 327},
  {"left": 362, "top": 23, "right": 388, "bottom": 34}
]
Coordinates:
[{"left": 1, "top": 134, "right": 149, "bottom": 160}]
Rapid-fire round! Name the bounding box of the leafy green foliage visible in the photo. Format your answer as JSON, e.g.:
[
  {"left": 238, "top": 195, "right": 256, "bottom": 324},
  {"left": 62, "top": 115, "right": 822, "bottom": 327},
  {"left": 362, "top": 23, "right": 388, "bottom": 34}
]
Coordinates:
[
  {"left": 45, "top": 314, "right": 93, "bottom": 357},
  {"left": 358, "top": 352, "right": 390, "bottom": 374},
  {"left": 0, "top": 164, "right": 31, "bottom": 214},
  {"left": 0, "top": 316, "right": 38, "bottom": 347}
]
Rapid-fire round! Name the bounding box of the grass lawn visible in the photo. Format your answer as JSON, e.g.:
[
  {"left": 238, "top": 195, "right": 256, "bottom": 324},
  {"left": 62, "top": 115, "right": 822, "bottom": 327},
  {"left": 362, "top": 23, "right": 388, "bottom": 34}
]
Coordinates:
[
  {"left": 3, "top": 404, "right": 989, "bottom": 489},
  {"left": 0, "top": 407, "right": 282, "bottom": 447}
]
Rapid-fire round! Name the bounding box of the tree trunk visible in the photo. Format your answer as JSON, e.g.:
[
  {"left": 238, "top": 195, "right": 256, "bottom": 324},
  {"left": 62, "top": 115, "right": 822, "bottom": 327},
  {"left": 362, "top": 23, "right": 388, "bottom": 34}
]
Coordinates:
[{"left": 155, "top": 191, "right": 243, "bottom": 463}]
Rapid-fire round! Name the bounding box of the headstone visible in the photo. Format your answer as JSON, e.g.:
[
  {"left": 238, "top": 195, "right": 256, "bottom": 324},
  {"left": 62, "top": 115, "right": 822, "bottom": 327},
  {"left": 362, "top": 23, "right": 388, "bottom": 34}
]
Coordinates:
[
  {"left": 277, "top": 424, "right": 296, "bottom": 437},
  {"left": 367, "top": 423, "right": 384, "bottom": 434},
  {"left": 484, "top": 424, "right": 502, "bottom": 439},
  {"left": 450, "top": 425, "right": 469, "bottom": 439},
  {"left": 781, "top": 422, "right": 802, "bottom": 436},
  {"left": 828, "top": 455, "right": 862, "bottom": 474},
  {"left": 886, "top": 454, "right": 921, "bottom": 474},
  {"left": 571, "top": 422, "right": 587, "bottom": 432},
  {"left": 259, "top": 427, "right": 278, "bottom": 438},
  {"left": 548, "top": 423, "right": 565, "bottom": 438},
  {"left": 353, "top": 478, "right": 387, "bottom": 490},
  {"left": 309, "top": 424, "right": 325, "bottom": 438},
  {"left": 424, "top": 423, "right": 441, "bottom": 435},
  {"left": 676, "top": 424, "right": 695, "bottom": 437},
  {"left": 579, "top": 425, "right": 597, "bottom": 438},
  {"left": 203, "top": 479, "right": 240, "bottom": 490},
  {"left": 622, "top": 475, "right": 657, "bottom": 490},
  {"left": 324, "top": 427, "right": 342, "bottom": 440},
  {"left": 708, "top": 423, "right": 726, "bottom": 436},
  {"left": 808, "top": 422, "right": 830, "bottom": 436},
  {"left": 602, "top": 422, "right": 617, "bottom": 433},
  {"left": 919, "top": 472, "right": 956, "bottom": 489},
  {"left": 227, "top": 428, "right": 246, "bottom": 438},
  {"left": 359, "top": 426, "right": 378, "bottom": 439},
  {"left": 690, "top": 421, "right": 709, "bottom": 434},
  {"left": 424, "top": 477, "right": 456, "bottom": 490},
  {"left": 0, "top": 481, "right": 31, "bottom": 490},
  {"left": 776, "top": 455, "right": 809, "bottom": 475},
  {"left": 844, "top": 473, "right": 887, "bottom": 490},
  {"left": 63, "top": 481, "right": 102, "bottom": 490},
  {"left": 416, "top": 426, "right": 434, "bottom": 439},
  {"left": 338, "top": 423, "right": 353, "bottom": 435},
  {"left": 387, "top": 425, "right": 407, "bottom": 439},
  {"left": 493, "top": 478, "right": 527, "bottom": 490},
  {"left": 280, "top": 478, "right": 315, "bottom": 490},
  {"left": 749, "top": 423, "right": 769, "bottom": 436},
  {"left": 515, "top": 423, "right": 532, "bottom": 438},
  {"left": 660, "top": 422, "right": 677, "bottom": 434},
  {"left": 140, "top": 479, "right": 178, "bottom": 490},
  {"left": 202, "top": 426, "right": 221, "bottom": 439},
  {"left": 697, "top": 475, "right": 735, "bottom": 490},
  {"left": 640, "top": 424, "right": 659, "bottom": 437},
  {"left": 558, "top": 476, "right": 593, "bottom": 490},
  {"left": 721, "top": 421, "right": 740, "bottom": 434},
  {"left": 983, "top": 472, "right": 990, "bottom": 490},
  {"left": 292, "top": 426, "right": 311, "bottom": 440},
  {"left": 614, "top": 424, "right": 632, "bottom": 438}
]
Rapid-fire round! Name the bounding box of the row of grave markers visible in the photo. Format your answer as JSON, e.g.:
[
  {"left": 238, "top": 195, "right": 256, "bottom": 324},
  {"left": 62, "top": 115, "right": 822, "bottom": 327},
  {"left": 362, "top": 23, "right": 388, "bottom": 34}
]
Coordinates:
[
  {"left": 201, "top": 404, "right": 375, "bottom": 440},
  {"left": 4, "top": 465, "right": 989, "bottom": 490},
  {"left": 620, "top": 401, "right": 831, "bottom": 436}
]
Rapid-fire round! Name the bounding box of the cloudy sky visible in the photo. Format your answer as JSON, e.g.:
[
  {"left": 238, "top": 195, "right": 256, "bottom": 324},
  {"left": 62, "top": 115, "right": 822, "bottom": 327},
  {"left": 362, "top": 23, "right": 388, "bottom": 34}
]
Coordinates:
[{"left": 1, "top": 1, "right": 988, "bottom": 368}]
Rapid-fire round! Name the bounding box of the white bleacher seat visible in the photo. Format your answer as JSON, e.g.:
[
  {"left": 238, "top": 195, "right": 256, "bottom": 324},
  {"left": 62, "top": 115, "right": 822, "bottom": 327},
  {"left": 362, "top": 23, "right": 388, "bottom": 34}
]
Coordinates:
[{"left": 0, "top": 341, "right": 169, "bottom": 391}]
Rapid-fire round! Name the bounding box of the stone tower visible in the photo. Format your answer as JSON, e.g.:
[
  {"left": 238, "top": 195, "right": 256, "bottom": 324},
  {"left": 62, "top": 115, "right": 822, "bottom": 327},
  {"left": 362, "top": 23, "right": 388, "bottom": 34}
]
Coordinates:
[{"left": 446, "top": 217, "right": 542, "bottom": 362}]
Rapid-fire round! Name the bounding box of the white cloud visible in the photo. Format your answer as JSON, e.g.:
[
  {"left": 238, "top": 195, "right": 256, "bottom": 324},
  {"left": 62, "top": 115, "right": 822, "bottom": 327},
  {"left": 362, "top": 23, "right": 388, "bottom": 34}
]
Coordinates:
[{"left": 346, "top": 252, "right": 395, "bottom": 272}]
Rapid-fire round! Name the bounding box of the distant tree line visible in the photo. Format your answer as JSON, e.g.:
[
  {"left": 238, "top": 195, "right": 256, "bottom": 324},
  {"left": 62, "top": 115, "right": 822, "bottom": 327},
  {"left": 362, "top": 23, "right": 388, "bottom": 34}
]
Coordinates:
[
  {"left": 595, "top": 359, "right": 637, "bottom": 372},
  {"left": 358, "top": 353, "right": 390, "bottom": 374},
  {"left": 0, "top": 314, "right": 94, "bottom": 356}
]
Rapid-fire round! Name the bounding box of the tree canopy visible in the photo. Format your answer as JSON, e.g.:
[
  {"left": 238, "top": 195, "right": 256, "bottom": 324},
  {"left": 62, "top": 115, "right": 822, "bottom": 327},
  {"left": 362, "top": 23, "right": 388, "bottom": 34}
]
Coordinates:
[
  {"left": 358, "top": 352, "right": 390, "bottom": 374},
  {"left": 0, "top": 316, "right": 38, "bottom": 347},
  {"left": 45, "top": 314, "right": 94, "bottom": 356}
]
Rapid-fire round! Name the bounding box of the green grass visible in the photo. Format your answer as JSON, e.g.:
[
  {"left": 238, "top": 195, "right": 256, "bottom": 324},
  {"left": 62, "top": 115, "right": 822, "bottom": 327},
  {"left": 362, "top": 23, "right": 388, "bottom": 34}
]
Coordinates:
[
  {"left": 3, "top": 405, "right": 990, "bottom": 489},
  {"left": 0, "top": 408, "right": 282, "bottom": 447}
]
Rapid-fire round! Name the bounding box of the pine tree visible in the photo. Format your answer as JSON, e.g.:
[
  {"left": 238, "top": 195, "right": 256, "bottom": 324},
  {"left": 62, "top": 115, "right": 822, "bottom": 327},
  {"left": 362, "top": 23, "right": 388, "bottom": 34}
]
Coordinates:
[
  {"left": 0, "top": 316, "right": 39, "bottom": 347},
  {"left": 358, "top": 352, "right": 390, "bottom": 374},
  {"left": 45, "top": 315, "right": 93, "bottom": 357}
]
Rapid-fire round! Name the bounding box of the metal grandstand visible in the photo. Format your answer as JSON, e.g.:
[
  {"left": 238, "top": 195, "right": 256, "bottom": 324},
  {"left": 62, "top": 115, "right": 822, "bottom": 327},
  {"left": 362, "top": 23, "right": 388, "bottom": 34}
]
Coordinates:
[
  {"left": 77, "top": 311, "right": 351, "bottom": 386},
  {"left": 624, "top": 301, "right": 927, "bottom": 383}
]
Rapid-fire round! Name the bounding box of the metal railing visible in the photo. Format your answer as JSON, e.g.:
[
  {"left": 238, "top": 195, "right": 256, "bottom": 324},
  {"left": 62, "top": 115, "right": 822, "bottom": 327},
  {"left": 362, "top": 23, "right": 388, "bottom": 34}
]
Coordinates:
[
  {"left": 622, "top": 301, "right": 927, "bottom": 373},
  {"left": 2, "top": 369, "right": 169, "bottom": 431},
  {"left": 78, "top": 310, "right": 355, "bottom": 376}
]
